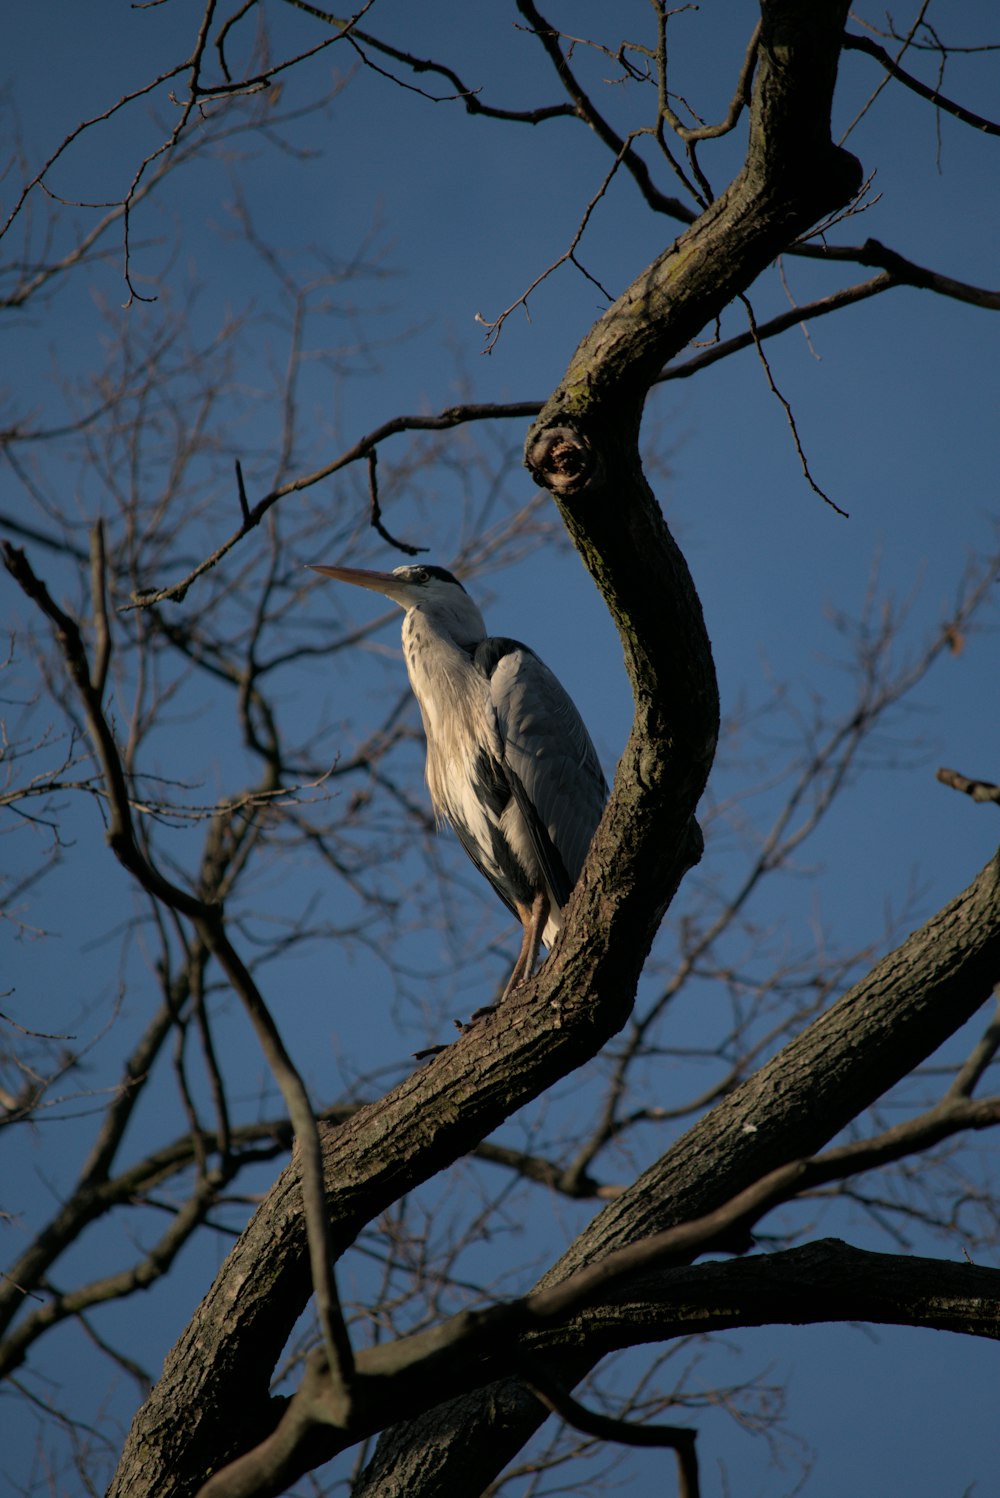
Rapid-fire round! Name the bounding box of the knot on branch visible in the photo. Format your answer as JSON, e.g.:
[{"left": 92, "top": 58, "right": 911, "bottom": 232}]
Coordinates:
[{"left": 525, "top": 425, "right": 599, "bottom": 498}]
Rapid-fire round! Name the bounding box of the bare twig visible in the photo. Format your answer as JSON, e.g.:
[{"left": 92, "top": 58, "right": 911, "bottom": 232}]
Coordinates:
[
  {"left": 660, "top": 17, "right": 760, "bottom": 144},
  {"left": 944, "top": 999, "right": 1000, "bottom": 1101},
  {"left": 838, "top": 0, "right": 934, "bottom": 143},
  {"left": 523, "top": 1368, "right": 700, "bottom": 1497},
  {"left": 739, "top": 294, "right": 848, "bottom": 516},
  {"left": 234, "top": 460, "right": 251, "bottom": 526},
  {"left": 847, "top": 238, "right": 1000, "bottom": 309},
  {"left": 515, "top": 0, "right": 696, "bottom": 223},
  {"left": 938, "top": 767, "right": 1000, "bottom": 807},
  {"left": 88, "top": 521, "right": 111, "bottom": 701},
  {"left": 657, "top": 271, "right": 895, "bottom": 382},
  {"left": 282, "top": 0, "right": 576, "bottom": 123},
  {"left": 844, "top": 31, "right": 1000, "bottom": 136},
  {"left": 476, "top": 138, "right": 633, "bottom": 352},
  {"left": 1, "top": 542, "right": 355, "bottom": 1401},
  {"left": 366, "top": 448, "right": 426, "bottom": 555},
  {"left": 122, "top": 399, "right": 540, "bottom": 608}
]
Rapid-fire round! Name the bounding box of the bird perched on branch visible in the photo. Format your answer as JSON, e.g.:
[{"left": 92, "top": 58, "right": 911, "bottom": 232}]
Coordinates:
[{"left": 310, "top": 562, "right": 608, "bottom": 999}]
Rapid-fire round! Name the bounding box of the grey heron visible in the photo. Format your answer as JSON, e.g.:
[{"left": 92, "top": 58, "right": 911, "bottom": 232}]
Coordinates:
[{"left": 311, "top": 562, "right": 608, "bottom": 999}]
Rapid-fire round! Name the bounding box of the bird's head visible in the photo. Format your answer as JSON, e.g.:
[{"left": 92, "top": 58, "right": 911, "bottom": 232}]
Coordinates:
[
  {"left": 309, "top": 562, "right": 465, "bottom": 609},
  {"left": 309, "top": 562, "right": 486, "bottom": 646}
]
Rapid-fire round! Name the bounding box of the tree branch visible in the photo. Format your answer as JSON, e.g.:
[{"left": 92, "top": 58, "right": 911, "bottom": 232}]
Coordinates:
[
  {"left": 355, "top": 844, "right": 1000, "bottom": 1496},
  {"left": 522, "top": 1369, "right": 701, "bottom": 1498},
  {"left": 843, "top": 31, "right": 1000, "bottom": 136},
  {"left": 938, "top": 767, "right": 1000, "bottom": 808},
  {"left": 3, "top": 543, "right": 355, "bottom": 1410}
]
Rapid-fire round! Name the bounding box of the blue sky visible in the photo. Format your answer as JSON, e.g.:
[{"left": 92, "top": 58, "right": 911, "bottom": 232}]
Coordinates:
[{"left": 2, "top": 3, "right": 999, "bottom": 1495}]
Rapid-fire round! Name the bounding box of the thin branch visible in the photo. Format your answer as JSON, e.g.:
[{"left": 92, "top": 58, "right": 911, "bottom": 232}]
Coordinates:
[
  {"left": 3, "top": 545, "right": 209, "bottom": 918},
  {"left": 660, "top": 17, "right": 760, "bottom": 145},
  {"left": 281, "top": 0, "right": 576, "bottom": 123},
  {"left": 1, "top": 1174, "right": 223, "bottom": 1378},
  {"left": 463, "top": 1095, "right": 1000, "bottom": 1351},
  {"left": 88, "top": 521, "right": 111, "bottom": 700},
  {"left": 515, "top": 0, "right": 696, "bottom": 223},
  {"left": 476, "top": 138, "right": 634, "bottom": 352},
  {"left": 944, "top": 1000, "right": 1000, "bottom": 1100},
  {"left": 739, "top": 294, "right": 847, "bottom": 516},
  {"left": 0, "top": 65, "right": 187, "bottom": 248},
  {"left": 234, "top": 459, "right": 251, "bottom": 526},
  {"left": 938, "top": 767, "right": 1000, "bottom": 807},
  {"left": 837, "top": 1, "right": 934, "bottom": 144},
  {"left": 119, "top": 0, "right": 221, "bottom": 304},
  {"left": 844, "top": 31, "right": 1000, "bottom": 136},
  {"left": 366, "top": 448, "right": 426, "bottom": 556},
  {"left": 657, "top": 271, "right": 895, "bottom": 382},
  {"left": 122, "top": 399, "right": 540, "bottom": 608},
  {"left": 848, "top": 238, "right": 1000, "bottom": 309},
  {"left": 523, "top": 1368, "right": 700, "bottom": 1497},
  {"left": 117, "top": 240, "right": 997, "bottom": 614},
  {"left": 1, "top": 543, "right": 355, "bottom": 1399}
]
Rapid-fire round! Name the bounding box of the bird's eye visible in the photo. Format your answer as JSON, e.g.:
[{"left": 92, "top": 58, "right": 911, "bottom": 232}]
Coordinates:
[{"left": 412, "top": 567, "right": 430, "bottom": 583}]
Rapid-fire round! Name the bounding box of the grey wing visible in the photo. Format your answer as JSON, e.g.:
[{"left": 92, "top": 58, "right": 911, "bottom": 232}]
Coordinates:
[{"left": 478, "top": 638, "right": 608, "bottom": 910}]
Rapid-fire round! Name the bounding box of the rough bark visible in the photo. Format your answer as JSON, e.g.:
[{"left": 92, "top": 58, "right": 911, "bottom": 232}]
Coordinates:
[
  {"left": 603, "top": 1237, "right": 1000, "bottom": 1345},
  {"left": 107, "top": 4, "right": 987, "bottom": 1497},
  {"left": 354, "top": 851, "right": 1000, "bottom": 1496},
  {"left": 106, "top": 842, "right": 1000, "bottom": 1497},
  {"left": 190, "top": 1232, "right": 1000, "bottom": 1498}
]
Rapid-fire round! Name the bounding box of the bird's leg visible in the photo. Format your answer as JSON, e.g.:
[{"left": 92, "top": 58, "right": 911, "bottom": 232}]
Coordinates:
[
  {"left": 462, "top": 891, "right": 551, "bottom": 1027},
  {"left": 501, "top": 890, "right": 549, "bottom": 1001}
]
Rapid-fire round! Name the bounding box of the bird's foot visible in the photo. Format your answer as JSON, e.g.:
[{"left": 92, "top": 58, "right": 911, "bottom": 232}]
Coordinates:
[
  {"left": 412, "top": 1000, "right": 500, "bottom": 1058},
  {"left": 450, "top": 998, "right": 504, "bottom": 1035}
]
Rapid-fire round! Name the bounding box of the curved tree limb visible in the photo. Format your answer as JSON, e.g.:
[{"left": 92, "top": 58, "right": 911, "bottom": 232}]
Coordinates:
[
  {"left": 843, "top": 31, "right": 1000, "bottom": 136},
  {"left": 107, "top": 833, "right": 1000, "bottom": 1498},
  {"left": 354, "top": 846, "right": 1000, "bottom": 1496},
  {"left": 102, "top": 4, "right": 1000, "bottom": 1495},
  {"left": 200, "top": 1213, "right": 1000, "bottom": 1496}
]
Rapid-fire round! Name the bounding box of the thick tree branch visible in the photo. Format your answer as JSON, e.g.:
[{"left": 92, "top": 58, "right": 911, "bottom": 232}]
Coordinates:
[
  {"left": 198, "top": 1225, "right": 1000, "bottom": 1497},
  {"left": 95, "top": 5, "right": 1000, "bottom": 1495},
  {"left": 356, "top": 846, "right": 1000, "bottom": 1496},
  {"left": 104, "top": 835, "right": 1000, "bottom": 1498}
]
